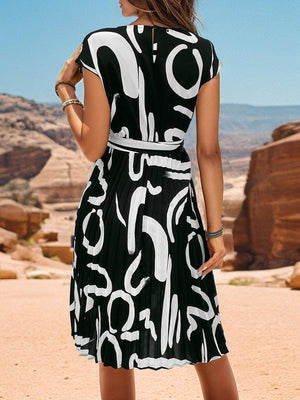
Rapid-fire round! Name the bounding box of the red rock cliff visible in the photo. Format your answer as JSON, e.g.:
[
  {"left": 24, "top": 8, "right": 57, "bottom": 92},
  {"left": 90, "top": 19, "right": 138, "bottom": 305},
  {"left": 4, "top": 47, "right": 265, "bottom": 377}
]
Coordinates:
[{"left": 232, "top": 121, "right": 300, "bottom": 269}]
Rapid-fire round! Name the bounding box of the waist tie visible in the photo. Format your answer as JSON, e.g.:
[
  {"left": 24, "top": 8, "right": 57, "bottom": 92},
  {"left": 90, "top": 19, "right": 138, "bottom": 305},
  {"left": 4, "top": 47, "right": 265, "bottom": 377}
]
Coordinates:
[{"left": 107, "top": 135, "right": 184, "bottom": 154}]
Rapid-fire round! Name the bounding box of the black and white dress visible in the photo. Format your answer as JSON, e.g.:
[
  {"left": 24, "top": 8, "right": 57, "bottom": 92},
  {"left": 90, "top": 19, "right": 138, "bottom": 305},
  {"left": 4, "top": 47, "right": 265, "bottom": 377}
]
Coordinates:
[{"left": 70, "top": 24, "right": 229, "bottom": 370}]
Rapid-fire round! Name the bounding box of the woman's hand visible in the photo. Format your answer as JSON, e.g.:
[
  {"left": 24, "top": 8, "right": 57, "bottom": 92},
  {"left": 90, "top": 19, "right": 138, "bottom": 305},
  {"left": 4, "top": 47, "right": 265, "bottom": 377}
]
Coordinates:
[
  {"left": 197, "top": 235, "right": 226, "bottom": 279},
  {"left": 56, "top": 44, "right": 83, "bottom": 88}
]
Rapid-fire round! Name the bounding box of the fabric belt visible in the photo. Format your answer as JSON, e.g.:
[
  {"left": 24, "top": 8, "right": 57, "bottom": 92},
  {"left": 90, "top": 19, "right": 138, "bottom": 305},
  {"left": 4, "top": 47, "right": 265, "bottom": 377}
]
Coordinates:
[{"left": 107, "top": 135, "right": 184, "bottom": 154}]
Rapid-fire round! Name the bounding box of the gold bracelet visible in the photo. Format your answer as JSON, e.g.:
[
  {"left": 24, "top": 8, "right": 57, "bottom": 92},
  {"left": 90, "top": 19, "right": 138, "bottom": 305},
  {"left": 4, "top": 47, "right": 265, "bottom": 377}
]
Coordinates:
[
  {"left": 62, "top": 99, "right": 83, "bottom": 112},
  {"left": 55, "top": 81, "right": 75, "bottom": 97}
]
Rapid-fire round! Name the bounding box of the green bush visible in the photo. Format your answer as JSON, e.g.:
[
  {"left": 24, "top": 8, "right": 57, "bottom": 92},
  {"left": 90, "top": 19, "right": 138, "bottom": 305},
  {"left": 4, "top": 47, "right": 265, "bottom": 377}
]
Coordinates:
[{"left": 228, "top": 277, "right": 259, "bottom": 286}]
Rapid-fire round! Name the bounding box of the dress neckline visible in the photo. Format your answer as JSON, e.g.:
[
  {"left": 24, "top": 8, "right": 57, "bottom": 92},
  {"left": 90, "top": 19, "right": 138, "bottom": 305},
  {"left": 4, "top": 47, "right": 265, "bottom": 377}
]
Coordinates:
[
  {"left": 129, "top": 24, "right": 171, "bottom": 28},
  {"left": 119, "top": 24, "right": 194, "bottom": 33}
]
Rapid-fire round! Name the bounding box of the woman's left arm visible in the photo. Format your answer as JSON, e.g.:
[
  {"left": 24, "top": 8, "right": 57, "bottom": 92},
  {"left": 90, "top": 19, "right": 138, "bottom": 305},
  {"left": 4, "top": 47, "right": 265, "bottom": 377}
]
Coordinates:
[{"left": 56, "top": 46, "right": 110, "bottom": 162}]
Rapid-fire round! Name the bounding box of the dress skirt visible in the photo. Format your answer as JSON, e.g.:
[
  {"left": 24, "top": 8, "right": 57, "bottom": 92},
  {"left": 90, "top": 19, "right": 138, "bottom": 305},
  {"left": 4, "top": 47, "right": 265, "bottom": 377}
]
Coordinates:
[{"left": 69, "top": 137, "right": 229, "bottom": 370}]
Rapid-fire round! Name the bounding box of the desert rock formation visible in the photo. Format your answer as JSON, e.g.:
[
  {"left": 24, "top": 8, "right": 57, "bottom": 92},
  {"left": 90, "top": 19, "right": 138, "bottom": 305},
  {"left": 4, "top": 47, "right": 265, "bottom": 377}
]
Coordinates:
[
  {"left": 288, "top": 261, "right": 300, "bottom": 289},
  {"left": 0, "top": 227, "right": 18, "bottom": 252},
  {"left": 0, "top": 146, "right": 51, "bottom": 185},
  {"left": 272, "top": 120, "right": 300, "bottom": 141},
  {"left": 0, "top": 199, "right": 49, "bottom": 238},
  {"left": 0, "top": 93, "right": 92, "bottom": 203},
  {"left": 232, "top": 121, "right": 300, "bottom": 269},
  {"left": 29, "top": 146, "right": 91, "bottom": 203}
]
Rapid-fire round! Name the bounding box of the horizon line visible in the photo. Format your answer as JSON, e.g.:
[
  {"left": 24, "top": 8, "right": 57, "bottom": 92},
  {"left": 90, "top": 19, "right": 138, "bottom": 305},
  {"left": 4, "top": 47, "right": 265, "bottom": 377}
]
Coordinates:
[{"left": 1, "top": 92, "right": 299, "bottom": 109}]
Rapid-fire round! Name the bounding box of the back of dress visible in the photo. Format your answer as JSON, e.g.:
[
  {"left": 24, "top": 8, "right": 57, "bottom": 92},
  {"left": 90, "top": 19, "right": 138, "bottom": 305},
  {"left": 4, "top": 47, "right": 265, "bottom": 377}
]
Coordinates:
[
  {"left": 70, "top": 24, "right": 229, "bottom": 370},
  {"left": 76, "top": 24, "right": 221, "bottom": 144}
]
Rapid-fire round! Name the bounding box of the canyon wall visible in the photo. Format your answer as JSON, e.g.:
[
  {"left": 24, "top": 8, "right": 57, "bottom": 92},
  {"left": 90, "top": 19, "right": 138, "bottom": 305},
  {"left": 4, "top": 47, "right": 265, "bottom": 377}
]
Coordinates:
[{"left": 232, "top": 121, "right": 300, "bottom": 269}]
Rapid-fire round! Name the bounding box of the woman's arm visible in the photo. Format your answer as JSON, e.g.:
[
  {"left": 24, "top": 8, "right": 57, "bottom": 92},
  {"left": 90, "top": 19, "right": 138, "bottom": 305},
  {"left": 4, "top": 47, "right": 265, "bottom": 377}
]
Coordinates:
[
  {"left": 56, "top": 47, "right": 110, "bottom": 162},
  {"left": 196, "top": 73, "right": 222, "bottom": 232},
  {"left": 195, "top": 73, "right": 226, "bottom": 278}
]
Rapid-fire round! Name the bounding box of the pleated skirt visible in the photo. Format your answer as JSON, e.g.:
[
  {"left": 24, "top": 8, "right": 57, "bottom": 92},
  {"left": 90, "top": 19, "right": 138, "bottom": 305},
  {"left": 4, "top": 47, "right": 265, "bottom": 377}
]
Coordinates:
[{"left": 69, "top": 143, "right": 229, "bottom": 370}]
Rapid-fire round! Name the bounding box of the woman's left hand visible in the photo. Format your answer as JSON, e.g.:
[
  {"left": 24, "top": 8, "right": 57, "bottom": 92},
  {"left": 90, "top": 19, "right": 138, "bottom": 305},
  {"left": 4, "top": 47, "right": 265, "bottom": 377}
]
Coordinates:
[
  {"left": 56, "top": 44, "right": 83, "bottom": 87},
  {"left": 197, "top": 236, "right": 226, "bottom": 279}
]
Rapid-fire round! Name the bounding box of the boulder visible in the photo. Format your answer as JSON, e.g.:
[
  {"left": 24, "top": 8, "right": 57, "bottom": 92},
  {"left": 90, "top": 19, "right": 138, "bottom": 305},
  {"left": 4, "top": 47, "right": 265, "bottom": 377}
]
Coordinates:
[
  {"left": 30, "top": 230, "right": 58, "bottom": 243},
  {"left": 272, "top": 120, "right": 300, "bottom": 141},
  {"left": 10, "top": 244, "right": 37, "bottom": 262},
  {"left": 26, "top": 270, "right": 53, "bottom": 279},
  {"left": 288, "top": 262, "right": 300, "bottom": 289},
  {"left": 232, "top": 122, "right": 300, "bottom": 269},
  {"left": 228, "top": 251, "right": 255, "bottom": 270},
  {"left": 25, "top": 268, "right": 70, "bottom": 279},
  {"left": 0, "top": 227, "right": 18, "bottom": 252},
  {"left": 0, "top": 246, "right": 71, "bottom": 280},
  {"left": 0, "top": 199, "right": 49, "bottom": 238},
  {"left": 0, "top": 268, "right": 18, "bottom": 279},
  {"left": 40, "top": 242, "right": 73, "bottom": 264}
]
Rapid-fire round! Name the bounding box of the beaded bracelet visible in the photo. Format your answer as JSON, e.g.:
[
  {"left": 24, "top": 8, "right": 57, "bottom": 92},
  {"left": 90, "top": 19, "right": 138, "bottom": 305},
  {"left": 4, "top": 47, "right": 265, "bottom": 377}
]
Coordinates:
[
  {"left": 204, "top": 224, "right": 224, "bottom": 240},
  {"left": 62, "top": 99, "right": 83, "bottom": 112},
  {"left": 55, "top": 81, "right": 76, "bottom": 97}
]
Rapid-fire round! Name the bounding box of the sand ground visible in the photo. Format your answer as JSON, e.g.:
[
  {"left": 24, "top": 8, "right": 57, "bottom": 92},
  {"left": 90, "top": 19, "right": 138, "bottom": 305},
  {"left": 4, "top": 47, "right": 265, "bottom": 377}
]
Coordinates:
[{"left": 0, "top": 279, "right": 299, "bottom": 400}]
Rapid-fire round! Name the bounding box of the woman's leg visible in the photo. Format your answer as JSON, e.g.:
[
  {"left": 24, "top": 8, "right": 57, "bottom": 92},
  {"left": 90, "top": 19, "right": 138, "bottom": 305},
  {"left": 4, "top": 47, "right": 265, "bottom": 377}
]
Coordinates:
[
  {"left": 99, "top": 363, "right": 136, "bottom": 400},
  {"left": 194, "top": 354, "right": 239, "bottom": 400}
]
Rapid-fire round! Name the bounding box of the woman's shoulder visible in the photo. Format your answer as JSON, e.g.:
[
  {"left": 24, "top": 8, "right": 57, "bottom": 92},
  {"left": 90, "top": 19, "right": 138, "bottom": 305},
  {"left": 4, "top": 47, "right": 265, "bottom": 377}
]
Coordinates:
[
  {"left": 192, "top": 31, "right": 216, "bottom": 50},
  {"left": 191, "top": 32, "right": 220, "bottom": 62},
  {"left": 80, "top": 26, "right": 127, "bottom": 41}
]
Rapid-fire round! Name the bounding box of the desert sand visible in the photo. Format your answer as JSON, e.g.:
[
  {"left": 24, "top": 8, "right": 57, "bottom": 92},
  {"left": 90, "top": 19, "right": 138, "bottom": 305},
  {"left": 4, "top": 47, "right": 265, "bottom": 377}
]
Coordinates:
[{"left": 1, "top": 279, "right": 299, "bottom": 400}]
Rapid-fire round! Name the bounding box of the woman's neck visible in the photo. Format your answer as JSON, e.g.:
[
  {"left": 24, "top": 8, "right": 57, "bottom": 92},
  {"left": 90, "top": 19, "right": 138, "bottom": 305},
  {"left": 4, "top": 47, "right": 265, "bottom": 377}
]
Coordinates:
[
  {"left": 131, "top": 15, "right": 163, "bottom": 26},
  {"left": 130, "top": 14, "right": 180, "bottom": 29}
]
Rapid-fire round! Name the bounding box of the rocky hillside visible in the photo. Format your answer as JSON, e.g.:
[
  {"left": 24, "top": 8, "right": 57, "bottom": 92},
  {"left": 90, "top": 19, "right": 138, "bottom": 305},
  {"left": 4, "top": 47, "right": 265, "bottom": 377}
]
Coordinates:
[
  {"left": 0, "top": 94, "right": 77, "bottom": 150},
  {"left": 231, "top": 121, "right": 300, "bottom": 269},
  {"left": 0, "top": 94, "right": 91, "bottom": 204}
]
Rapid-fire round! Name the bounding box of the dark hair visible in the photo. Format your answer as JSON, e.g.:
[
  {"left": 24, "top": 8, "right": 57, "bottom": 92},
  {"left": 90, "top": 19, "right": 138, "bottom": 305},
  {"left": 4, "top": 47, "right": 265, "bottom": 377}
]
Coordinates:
[{"left": 127, "top": 0, "right": 202, "bottom": 34}]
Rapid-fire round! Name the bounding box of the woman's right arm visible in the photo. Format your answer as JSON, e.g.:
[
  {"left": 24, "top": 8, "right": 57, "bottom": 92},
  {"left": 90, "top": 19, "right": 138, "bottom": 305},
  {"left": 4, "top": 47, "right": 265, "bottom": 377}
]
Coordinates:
[
  {"left": 56, "top": 65, "right": 110, "bottom": 163},
  {"left": 195, "top": 73, "right": 226, "bottom": 278}
]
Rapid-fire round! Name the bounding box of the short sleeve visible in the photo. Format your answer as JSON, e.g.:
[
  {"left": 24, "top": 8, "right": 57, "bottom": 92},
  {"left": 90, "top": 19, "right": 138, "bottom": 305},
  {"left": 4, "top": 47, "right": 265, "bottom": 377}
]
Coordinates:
[
  {"left": 75, "top": 34, "right": 98, "bottom": 77},
  {"left": 200, "top": 40, "right": 223, "bottom": 87}
]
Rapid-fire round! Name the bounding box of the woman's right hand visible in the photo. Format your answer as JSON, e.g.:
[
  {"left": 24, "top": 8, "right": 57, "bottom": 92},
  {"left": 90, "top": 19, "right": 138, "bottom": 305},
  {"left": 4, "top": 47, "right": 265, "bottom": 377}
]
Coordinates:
[
  {"left": 197, "top": 235, "right": 226, "bottom": 279},
  {"left": 56, "top": 44, "right": 83, "bottom": 91}
]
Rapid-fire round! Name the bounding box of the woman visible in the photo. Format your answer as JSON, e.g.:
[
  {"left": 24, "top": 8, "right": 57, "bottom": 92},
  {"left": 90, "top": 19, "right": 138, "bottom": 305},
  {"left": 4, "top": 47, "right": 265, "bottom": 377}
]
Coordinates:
[{"left": 55, "top": 0, "right": 239, "bottom": 399}]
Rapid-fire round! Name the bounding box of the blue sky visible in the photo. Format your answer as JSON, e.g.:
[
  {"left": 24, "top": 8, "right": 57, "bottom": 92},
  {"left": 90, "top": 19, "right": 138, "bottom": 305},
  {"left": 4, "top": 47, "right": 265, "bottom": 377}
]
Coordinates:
[{"left": 1, "top": 0, "right": 299, "bottom": 106}]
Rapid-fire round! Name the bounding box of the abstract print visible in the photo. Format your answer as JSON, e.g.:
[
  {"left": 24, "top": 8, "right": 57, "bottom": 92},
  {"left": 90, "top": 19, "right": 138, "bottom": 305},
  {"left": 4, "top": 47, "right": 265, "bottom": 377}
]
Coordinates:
[{"left": 70, "top": 24, "right": 229, "bottom": 370}]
